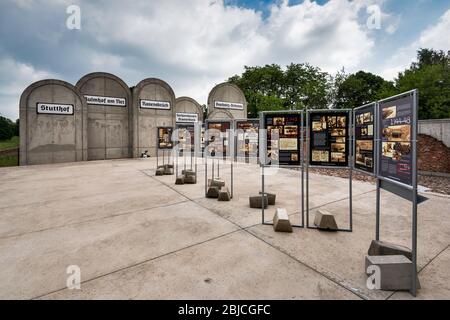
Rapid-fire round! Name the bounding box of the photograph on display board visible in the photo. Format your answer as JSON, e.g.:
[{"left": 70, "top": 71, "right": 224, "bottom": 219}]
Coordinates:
[
  {"left": 207, "top": 121, "right": 231, "bottom": 158},
  {"left": 264, "top": 113, "right": 301, "bottom": 166},
  {"left": 309, "top": 112, "right": 349, "bottom": 167},
  {"left": 236, "top": 120, "right": 259, "bottom": 159},
  {"left": 354, "top": 104, "right": 375, "bottom": 174},
  {"left": 378, "top": 95, "right": 414, "bottom": 186},
  {"left": 158, "top": 127, "right": 173, "bottom": 149}
]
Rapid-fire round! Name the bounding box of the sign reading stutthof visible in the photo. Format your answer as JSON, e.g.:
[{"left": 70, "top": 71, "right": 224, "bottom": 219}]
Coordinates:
[
  {"left": 176, "top": 112, "right": 198, "bottom": 123},
  {"left": 140, "top": 100, "right": 171, "bottom": 110},
  {"left": 85, "top": 95, "right": 126, "bottom": 107},
  {"left": 215, "top": 101, "right": 244, "bottom": 110},
  {"left": 37, "top": 103, "right": 74, "bottom": 115}
]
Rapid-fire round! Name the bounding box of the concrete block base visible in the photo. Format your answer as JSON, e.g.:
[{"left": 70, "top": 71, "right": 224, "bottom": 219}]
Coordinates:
[
  {"left": 218, "top": 187, "right": 231, "bottom": 202},
  {"left": 184, "top": 175, "right": 197, "bottom": 184},
  {"left": 249, "top": 195, "right": 268, "bottom": 209},
  {"left": 155, "top": 168, "right": 165, "bottom": 176},
  {"left": 273, "top": 208, "right": 292, "bottom": 233},
  {"left": 365, "top": 255, "right": 420, "bottom": 291},
  {"left": 175, "top": 175, "right": 185, "bottom": 185},
  {"left": 206, "top": 186, "right": 220, "bottom": 198},
  {"left": 314, "top": 209, "right": 338, "bottom": 231},
  {"left": 208, "top": 178, "right": 225, "bottom": 188},
  {"left": 260, "top": 192, "right": 276, "bottom": 205},
  {"left": 368, "top": 240, "right": 412, "bottom": 261}
]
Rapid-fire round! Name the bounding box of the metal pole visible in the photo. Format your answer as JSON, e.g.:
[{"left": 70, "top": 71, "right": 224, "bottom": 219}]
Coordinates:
[
  {"left": 231, "top": 162, "right": 234, "bottom": 199},
  {"left": 301, "top": 111, "right": 305, "bottom": 227},
  {"left": 349, "top": 111, "right": 353, "bottom": 231},
  {"left": 375, "top": 102, "right": 381, "bottom": 241},
  {"left": 205, "top": 158, "right": 208, "bottom": 197},
  {"left": 262, "top": 164, "right": 265, "bottom": 224},
  {"left": 411, "top": 90, "right": 419, "bottom": 297},
  {"left": 306, "top": 111, "right": 310, "bottom": 228}
]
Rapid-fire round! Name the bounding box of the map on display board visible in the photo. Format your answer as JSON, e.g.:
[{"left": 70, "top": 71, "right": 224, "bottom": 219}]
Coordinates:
[
  {"left": 379, "top": 95, "right": 414, "bottom": 186},
  {"left": 264, "top": 113, "right": 301, "bottom": 166},
  {"left": 354, "top": 104, "right": 375, "bottom": 174},
  {"left": 309, "top": 111, "right": 349, "bottom": 167}
]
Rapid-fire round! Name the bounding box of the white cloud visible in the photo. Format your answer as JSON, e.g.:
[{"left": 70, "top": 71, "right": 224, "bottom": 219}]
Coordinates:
[
  {"left": 379, "top": 8, "right": 450, "bottom": 80},
  {"left": 0, "top": 0, "right": 394, "bottom": 119},
  {"left": 0, "top": 58, "right": 55, "bottom": 119}
]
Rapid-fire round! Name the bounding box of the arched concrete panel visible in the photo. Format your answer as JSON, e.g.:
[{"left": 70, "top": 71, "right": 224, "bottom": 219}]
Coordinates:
[
  {"left": 207, "top": 82, "right": 247, "bottom": 120},
  {"left": 207, "top": 109, "right": 234, "bottom": 120},
  {"left": 175, "top": 96, "right": 204, "bottom": 123},
  {"left": 19, "top": 79, "right": 88, "bottom": 165},
  {"left": 132, "top": 78, "right": 176, "bottom": 157},
  {"left": 76, "top": 72, "right": 132, "bottom": 160}
]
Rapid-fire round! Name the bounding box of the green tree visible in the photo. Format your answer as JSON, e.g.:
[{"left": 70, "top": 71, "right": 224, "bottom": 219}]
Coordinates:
[
  {"left": 0, "top": 116, "right": 15, "bottom": 141},
  {"left": 284, "top": 63, "right": 329, "bottom": 110},
  {"left": 229, "top": 63, "right": 331, "bottom": 116},
  {"left": 395, "top": 49, "right": 450, "bottom": 119},
  {"left": 334, "top": 71, "right": 396, "bottom": 109}
]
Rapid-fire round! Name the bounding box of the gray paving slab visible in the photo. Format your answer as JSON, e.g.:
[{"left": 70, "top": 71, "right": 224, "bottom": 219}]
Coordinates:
[
  {"left": 0, "top": 201, "right": 238, "bottom": 299},
  {"left": 42, "top": 231, "right": 360, "bottom": 300}
]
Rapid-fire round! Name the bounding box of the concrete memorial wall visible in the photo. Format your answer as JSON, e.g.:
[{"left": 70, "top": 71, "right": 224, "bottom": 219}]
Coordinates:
[
  {"left": 76, "top": 73, "right": 132, "bottom": 160},
  {"left": 174, "top": 97, "right": 203, "bottom": 125},
  {"left": 132, "top": 78, "right": 176, "bottom": 157},
  {"left": 19, "top": 80, "right": 88, "bottom": 165},
  {"left": 207, "top": 82, "right": 247, "bottom": 120}
]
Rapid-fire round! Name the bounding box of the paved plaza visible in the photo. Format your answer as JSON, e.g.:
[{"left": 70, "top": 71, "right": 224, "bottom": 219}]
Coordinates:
[{"left": 0, "top": 158, "right": 449, "bottom": 300}]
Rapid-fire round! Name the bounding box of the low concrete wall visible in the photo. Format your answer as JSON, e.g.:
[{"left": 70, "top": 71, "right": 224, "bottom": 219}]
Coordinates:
[{"left": 418, "top": 119, "right": 450, "bottom": 147}]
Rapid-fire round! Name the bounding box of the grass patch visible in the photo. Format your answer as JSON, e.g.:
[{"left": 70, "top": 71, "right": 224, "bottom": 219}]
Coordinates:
[
  {"left": 0, "top": 155, "right": 18, "bottom": 167},
  {"left": 0, "top": 136, "right": 20, "bottom": 151}
]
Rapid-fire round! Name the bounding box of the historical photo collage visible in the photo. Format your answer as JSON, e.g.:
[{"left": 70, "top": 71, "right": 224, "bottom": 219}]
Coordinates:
[
  {"left": 236, "top": 120, "right": 259, "bottom": 156},
  {"left": 355, "top": 105, "right": 374, "bottom": 173},
  {"left": 310, "top": 112, "right": 348, "bottom": 166},
  {"left": 158, "top": 127, "right": 174, "bottom": 149},
  {"left": 207, "top": 122, "right": 231, "bottom": 156},
  {"left": 176, "top": 124, "right": 195, "bottom": 152},
  {"left": 379, "top": 96, "right": 413, "bottom": 186},
  {"left": 265, "top": 114, "right": 301, "bottom": 165}
]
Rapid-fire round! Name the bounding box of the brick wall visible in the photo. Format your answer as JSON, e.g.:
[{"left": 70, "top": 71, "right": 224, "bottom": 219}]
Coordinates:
[{"left": 418, "top": 134, "right": 450, "bottom": 174}]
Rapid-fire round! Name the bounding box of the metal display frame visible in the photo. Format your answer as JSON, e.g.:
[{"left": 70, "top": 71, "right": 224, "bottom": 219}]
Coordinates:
[
  {"left": 156, "top": 126, "right": 174, "bottom": 168},
  {"left": 375, "top": 89, "right": 419, "bottom": 297},
  {"left": 260, "top": 110, "right": 305, "bottom": 229},
  {"left": 204, "top": 121, "right": 234, "bottom": 199},
  {"left": 174, "top": 125, "right": 198, "bottom": 182},
  {"left": 306, "top": 109, "right": 353, "bottom": 232},
  {"left": 234, "top": 118, "right": 260, "bottom": 164}
]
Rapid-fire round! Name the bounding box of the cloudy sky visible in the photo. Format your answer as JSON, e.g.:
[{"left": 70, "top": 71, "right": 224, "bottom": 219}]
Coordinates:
[{"left": 1, "top": 0, "right": 449, "bottom": 120}]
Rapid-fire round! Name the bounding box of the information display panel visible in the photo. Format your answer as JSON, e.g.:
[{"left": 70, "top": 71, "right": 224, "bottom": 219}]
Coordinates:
[
  {"left": 263, "top": 113, "right": 301, "bottom": 166},
  {"left": 207, "top": 121, "right": 231, "bottom": 157},
  {"left": 157, "top": 127, "right": 173, "bottom": 149},
  {"left": 354, "top": 104, "right": 375, "bottom": 174},
  {"left": 379, "top": 95, "right": 414, "bottom": 186},
  {"left": 309, "top": 111, "right": 350, "bottom": 167},
  {"left": 235, "top": 119, "right": 259, "bottom": 160},
  {"left": 176, "top": 124, "right": 195, "bottom": 152}
]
